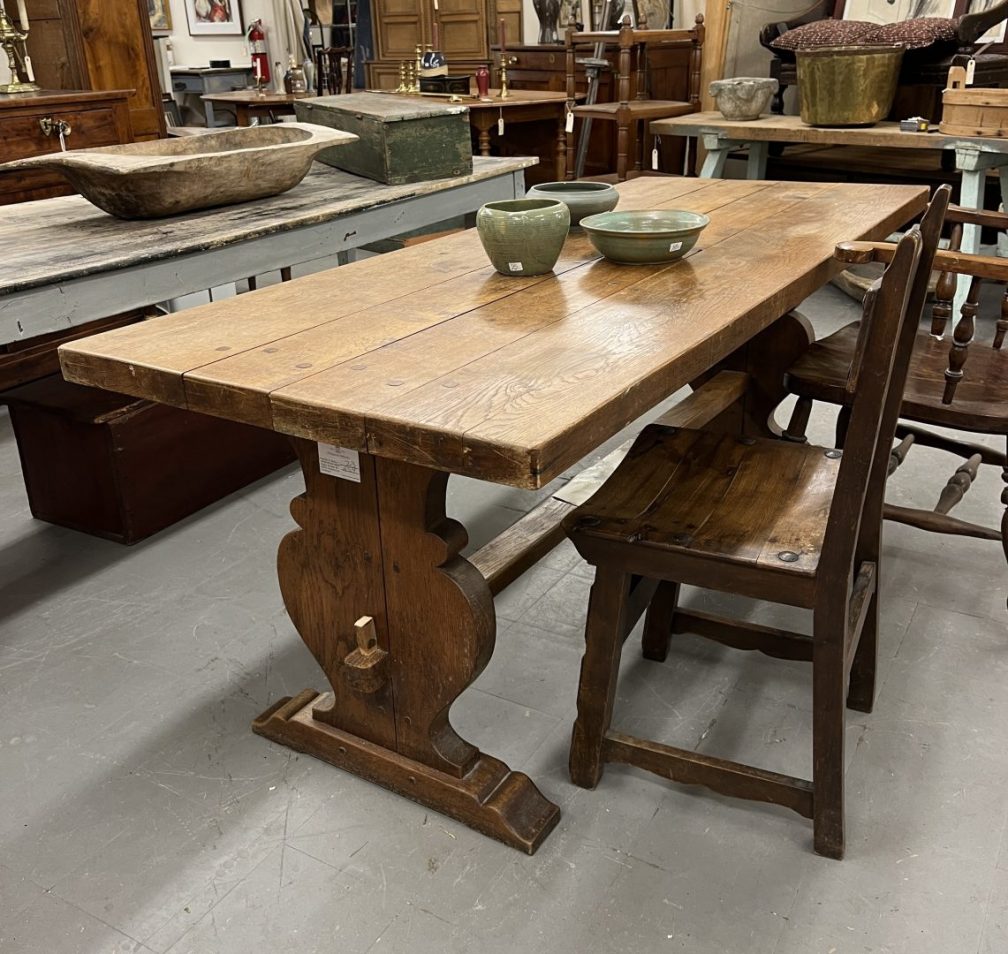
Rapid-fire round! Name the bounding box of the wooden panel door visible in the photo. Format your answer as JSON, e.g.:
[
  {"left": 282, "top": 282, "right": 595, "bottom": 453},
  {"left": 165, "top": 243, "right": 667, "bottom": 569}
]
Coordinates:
[
  {"left": 437, "top": 0, "right": 488, "bottom": 61},
  {"left": 74, "top": 0, "right": 166, "bottom": 140},
  {"left": 375, "top": 0, "right": 425, "bottom": 60},
  {"left": 489, "top": 0, "right": 522, "bottom": 52}
]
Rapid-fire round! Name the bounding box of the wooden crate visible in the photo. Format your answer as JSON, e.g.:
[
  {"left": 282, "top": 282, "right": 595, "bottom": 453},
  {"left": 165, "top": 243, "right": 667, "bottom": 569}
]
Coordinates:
[
  {"left": 2, "top": 375, "right": 296, "bottom": 544},
  {"left": 293, "top": 93, "right": 472, "bottom": 184},
  {"left": 939, "top": 65, "right": 1008, "bottom": 137}
]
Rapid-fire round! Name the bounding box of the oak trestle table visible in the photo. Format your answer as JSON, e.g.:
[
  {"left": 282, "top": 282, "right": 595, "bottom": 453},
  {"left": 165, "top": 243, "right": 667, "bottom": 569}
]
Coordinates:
[{"left": 59, "top": 177, "right": 927, "bottom": 854}]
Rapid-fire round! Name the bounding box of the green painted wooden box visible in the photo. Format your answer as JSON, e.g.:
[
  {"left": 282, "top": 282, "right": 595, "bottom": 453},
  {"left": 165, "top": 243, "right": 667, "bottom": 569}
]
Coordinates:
[{"left": 293, "top": 93, "right": 473, "bottom": 185}]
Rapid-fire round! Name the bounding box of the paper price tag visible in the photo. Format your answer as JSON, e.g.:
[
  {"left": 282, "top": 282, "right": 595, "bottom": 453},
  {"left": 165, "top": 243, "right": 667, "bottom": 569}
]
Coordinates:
[
  {"left": 565, "top": 111, "right": 574, "bottom": 133},
  {"left": 966, "top": 58, "right": 976, "bottom": 85},
  {"left": 509, "top": 262, "right": 523, "bottom": 272},
  {"left": 498, "top": 116, "right": 505, "bottom": 136},
  {"left": 651, "top": 147, "right": 659, "bottom": 170},
  {"left": 318, "top": 443, "right": 361, "bottom": 482}
]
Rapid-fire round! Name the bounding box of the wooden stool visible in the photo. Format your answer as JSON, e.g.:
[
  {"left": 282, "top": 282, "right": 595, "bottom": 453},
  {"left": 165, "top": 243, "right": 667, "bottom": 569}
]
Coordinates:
[{"left": 562, "top": 187, "right": 949, "bottom": 858}]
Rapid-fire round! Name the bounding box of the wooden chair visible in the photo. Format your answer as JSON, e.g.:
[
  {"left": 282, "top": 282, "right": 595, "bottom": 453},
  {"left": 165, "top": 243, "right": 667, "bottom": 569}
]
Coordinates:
[
  {"left": 562, "top": 186, "right": 948, "bottom": 859},
  {"left": 564, "top": 15, "right": 704, "bottom": 182},
  {"left": 314, "top": 47, "right": 355, "bottom": 96},
  {"left": 784, "top": 203, "right": 1008, "bottom": 601}
]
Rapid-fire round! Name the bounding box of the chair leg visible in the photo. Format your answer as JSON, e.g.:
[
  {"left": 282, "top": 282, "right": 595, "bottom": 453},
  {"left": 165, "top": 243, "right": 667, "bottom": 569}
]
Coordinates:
[
  {"left": 1002, "top": 436, "right": 1008, "bottom": 609},
  {"left": 812, "top": 608, "right": 846, "bottom": 860},
  {"left": 570, "top": 568, "right": 631, "bottom": 789},
  {"left": 783, "top": 396, "right": 813, "bottom": 443},
  {"left": 835, "top": 405, "right": 852, "bottom": 449},
  {"left": 846, "top": 590, "right": 878, "bottom": 714},
  {"left": 641, "top": 581, "right": 680, "bottom": 662}
]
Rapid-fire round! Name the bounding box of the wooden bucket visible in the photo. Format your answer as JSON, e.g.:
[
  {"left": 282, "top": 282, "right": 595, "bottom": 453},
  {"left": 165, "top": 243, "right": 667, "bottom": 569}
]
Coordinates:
[{"left": 939, "top": 65, "right": 1008, "bottom": 137}]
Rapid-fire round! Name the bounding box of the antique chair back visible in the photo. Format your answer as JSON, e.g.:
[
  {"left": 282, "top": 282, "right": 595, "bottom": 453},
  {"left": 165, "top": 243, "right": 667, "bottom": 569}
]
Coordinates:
[{"left": 315, "top": 47, "right": 355, "bottom": 95}]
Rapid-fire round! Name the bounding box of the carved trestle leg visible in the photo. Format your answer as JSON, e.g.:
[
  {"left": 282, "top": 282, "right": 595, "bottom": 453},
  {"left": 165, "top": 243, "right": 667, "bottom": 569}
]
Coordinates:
[{"left": 253, "top": 439, "right": 560, "bottom": 854}]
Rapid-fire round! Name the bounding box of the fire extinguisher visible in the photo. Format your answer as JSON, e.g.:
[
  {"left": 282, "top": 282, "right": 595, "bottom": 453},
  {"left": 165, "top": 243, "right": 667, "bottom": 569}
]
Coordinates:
[{"left": 248, "top": 19, "right": 270, "bottom": 85}]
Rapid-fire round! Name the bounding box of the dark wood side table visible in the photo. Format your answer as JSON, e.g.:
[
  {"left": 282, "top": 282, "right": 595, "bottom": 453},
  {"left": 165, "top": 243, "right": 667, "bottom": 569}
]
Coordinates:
[
  {"left": 200, "top": 90, "right": 314, "bottom": 126},
  {"left": 467, "top": 89, "right": 572, "bottom": 182}
]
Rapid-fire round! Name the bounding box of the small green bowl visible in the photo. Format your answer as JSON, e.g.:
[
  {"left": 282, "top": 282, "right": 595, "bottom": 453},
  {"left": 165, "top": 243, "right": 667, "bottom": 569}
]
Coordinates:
[{"left": 580, "top": 210, "right": 710, "bottom": 265}]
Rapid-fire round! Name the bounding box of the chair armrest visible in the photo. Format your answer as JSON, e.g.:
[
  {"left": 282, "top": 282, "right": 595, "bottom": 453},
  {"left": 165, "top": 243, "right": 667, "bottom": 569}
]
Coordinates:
[
  {"left": 758, "top": 0, "right": 833, "bottom": 51},
  {"left": 944, "top": 204, "right": 1008, "bottom": 230},
  {"left": 957, "top": 0, "right": 1008, "bottom": 45},
  {"left": 836, "top": 240, "right": 1008, "bottom": 281}
]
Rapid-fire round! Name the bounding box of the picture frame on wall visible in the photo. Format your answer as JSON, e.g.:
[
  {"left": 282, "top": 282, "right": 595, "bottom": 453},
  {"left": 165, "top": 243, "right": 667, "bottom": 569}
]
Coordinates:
[
  {"left": 148, "top": 0, "right": 173, "bottom": 33},
  {"left": 184, "top": 0, "right": 245, "bottom": 35}
]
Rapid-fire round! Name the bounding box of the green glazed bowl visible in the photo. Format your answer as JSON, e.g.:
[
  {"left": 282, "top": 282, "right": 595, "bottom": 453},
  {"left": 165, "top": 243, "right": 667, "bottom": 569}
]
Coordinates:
[
  {"left": 476, "top": 198, "right": 570, "bottom": 277},
  {"left": 580, "top": 210, "right": 710, "bottom": 265},
  {"left": 525, "top": 180, "right": 619, "bottom": 227}
]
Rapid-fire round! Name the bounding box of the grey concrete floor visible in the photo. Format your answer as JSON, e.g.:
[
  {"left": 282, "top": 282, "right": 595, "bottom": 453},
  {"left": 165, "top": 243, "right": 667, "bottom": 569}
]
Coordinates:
[{"left": 1, "top": 285, "right": 1006, "bottom": 954}]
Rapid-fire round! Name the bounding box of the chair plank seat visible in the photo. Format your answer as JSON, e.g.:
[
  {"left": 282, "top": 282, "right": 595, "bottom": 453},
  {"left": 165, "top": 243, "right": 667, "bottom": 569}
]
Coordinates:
[
  {"left": 569, "top": 424, "right": 840, "bottom": 580},
  {"left": 787, "top": 322, "right": 1008, "bottom": 433}
]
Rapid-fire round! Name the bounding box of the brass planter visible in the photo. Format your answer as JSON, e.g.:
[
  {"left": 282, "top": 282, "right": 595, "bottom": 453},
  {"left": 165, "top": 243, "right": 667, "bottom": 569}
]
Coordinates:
[{"left": 796, "top": 45, "right": 904, "bottom": 127}]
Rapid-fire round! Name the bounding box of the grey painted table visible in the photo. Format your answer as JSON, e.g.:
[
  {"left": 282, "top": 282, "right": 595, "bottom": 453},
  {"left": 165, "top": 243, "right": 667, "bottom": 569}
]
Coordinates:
[
  {"left": 651, "top": 111, "right": 1008, "bottom": 318},
  {"left": 0, "top": 156, "right": 534, "bottom": 347},
  {"left": 170, "top": 67, "right": 255, "bottom": 128}
]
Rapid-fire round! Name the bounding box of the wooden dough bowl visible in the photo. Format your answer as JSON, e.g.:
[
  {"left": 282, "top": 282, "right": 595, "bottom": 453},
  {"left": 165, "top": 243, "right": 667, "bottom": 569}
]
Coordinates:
[{"left": 0, "top": 123, "right": 358, "bottom": 219}]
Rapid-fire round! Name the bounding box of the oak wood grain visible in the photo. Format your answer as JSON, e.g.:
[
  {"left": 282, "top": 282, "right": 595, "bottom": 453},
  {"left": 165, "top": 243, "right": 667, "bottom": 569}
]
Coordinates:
[{"left": 60, "top": 178, "right": 927, "bottom": 488}]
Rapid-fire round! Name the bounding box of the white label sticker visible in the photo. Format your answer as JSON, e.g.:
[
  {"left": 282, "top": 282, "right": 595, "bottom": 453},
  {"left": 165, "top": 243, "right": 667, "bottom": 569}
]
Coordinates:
[
  {"left": 508, "top": 261, "right": 523, "bottom": 272},
  {"left": 318, "top": 443, "right": 361, "bottom": 482},
  {"left": 669, "top": 241, "right": 683, "bottom": 252},
  {"left": 565, "top": 111, "right": 574, "bottom": 133}
]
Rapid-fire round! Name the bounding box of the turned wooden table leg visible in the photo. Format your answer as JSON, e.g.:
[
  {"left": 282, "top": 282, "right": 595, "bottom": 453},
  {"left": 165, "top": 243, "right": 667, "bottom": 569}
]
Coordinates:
[
  {"left": 478, "top": 125, "right": 492, "bottom": 157},
  {"left": 556, "top": 114, "right": 567, "bottom": 181},
  {"left": 253, "top": 439, "right": 560, "bottom": 854}
]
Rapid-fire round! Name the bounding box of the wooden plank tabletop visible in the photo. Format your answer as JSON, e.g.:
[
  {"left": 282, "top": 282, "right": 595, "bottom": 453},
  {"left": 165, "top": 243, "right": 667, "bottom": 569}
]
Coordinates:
[
  {"left": 0, "top": 156, "right": 534, "bottom": 297},
  {"left": 60, "top": 177, "right": 927, "bottom": 488},
  {"left": 651, "top": 112, "right": 955, "bottom": 150}
]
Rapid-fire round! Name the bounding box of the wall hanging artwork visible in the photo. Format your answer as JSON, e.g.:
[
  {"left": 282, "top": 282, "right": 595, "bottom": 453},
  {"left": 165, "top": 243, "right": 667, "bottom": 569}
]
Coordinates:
[{"left": 185, "top": 0, "right": 245, "bottom": 35}]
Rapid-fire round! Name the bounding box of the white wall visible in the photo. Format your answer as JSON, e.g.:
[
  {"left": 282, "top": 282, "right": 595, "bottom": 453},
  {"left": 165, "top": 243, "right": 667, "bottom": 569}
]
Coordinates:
[{"left": 164, "top": 0, "right": 270, "bottom": 67}]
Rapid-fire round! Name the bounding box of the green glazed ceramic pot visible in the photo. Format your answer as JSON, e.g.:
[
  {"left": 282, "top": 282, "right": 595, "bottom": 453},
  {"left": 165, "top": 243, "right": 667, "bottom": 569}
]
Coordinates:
[
  {"left": 580, "top": 209, "right": 710, "bottom": 265},
  {"left": 525, "top": 181, "right": 619, "bottom": 227},
  {"left": 476, "top": 198, "right": 570, "bottom": 277}
]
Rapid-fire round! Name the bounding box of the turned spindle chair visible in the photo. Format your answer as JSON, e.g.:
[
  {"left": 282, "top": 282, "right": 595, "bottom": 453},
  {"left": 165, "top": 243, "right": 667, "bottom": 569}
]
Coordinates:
[
  {"left": 564, "top": 15, "right": 704, "bottom": 182},
  {"left": 784, "top": 204, "right": 1008, "bottom": 598},
  {"left": 562, "top": 187, "right": 948, "bottom": 859}
]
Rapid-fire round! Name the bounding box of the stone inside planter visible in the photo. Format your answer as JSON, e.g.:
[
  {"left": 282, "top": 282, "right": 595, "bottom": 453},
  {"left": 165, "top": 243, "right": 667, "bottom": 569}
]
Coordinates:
[{"left": 709, "top": 77, "right": 779, "bottom": 121}]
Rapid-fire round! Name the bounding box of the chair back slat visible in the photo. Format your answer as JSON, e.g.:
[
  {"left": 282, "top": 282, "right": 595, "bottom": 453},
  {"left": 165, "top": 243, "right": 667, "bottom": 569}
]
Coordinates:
[{"left": 822, "top": 185, "right": 950, "bottom": 586}]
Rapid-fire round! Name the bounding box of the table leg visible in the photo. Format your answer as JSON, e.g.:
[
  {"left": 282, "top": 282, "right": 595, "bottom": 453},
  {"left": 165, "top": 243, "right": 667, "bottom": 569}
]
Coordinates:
[
  {"left": 478, "top": 125, "right": 492, "bottom": 157},
  {"left": 699, "top": 133, "right": 736, "bottom": 179},
  {"left": 556, "top": 115, "right": 567, "bottom": 181},
  {"left": 746, "top": 141, "right": 769, "bottom": 180},
  {"left": 204, "top": 100, "right": 216, "bottom": 128},
  {"left": 955, "top": 146, "right": 988, "bottom": 323},
  {"left": 253, "top": 440, "right": 561, "bottom": 854},
  {"left": 236, "top": 104, "right": 251, "bottom": 127}
]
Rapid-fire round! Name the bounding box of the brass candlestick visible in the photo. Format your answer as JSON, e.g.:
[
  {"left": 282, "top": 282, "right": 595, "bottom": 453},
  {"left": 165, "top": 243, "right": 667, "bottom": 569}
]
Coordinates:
[
  {"left": 414, "top": 44, "right": 422, "bottom": 91},
  {"left": 0, "top": 6, "right": 39, "bottom": 93},
  {"left": 396, "top": 60, "right": 408, "bottom": 93},
  {"left": 499, "top": 61, "right": 509, "bottom": 100}
]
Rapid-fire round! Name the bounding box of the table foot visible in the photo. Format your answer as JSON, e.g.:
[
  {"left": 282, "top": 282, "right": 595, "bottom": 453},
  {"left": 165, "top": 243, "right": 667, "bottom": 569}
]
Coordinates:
[{"left": 253, "top": 689, "right": 561, "bottom": 854}]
